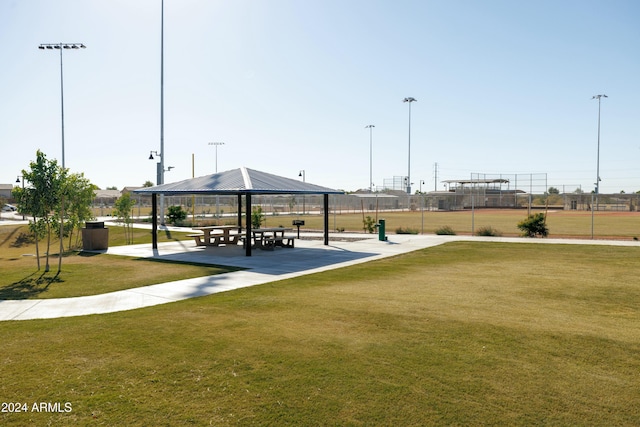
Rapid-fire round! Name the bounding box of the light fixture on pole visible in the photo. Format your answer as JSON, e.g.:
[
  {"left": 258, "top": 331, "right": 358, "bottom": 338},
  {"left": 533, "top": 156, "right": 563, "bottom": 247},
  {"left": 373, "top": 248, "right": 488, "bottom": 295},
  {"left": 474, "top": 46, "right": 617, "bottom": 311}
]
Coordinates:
[
  {"left": 38, "top": 42, "right": 86, "bottom": 169},
  {"left": 365, "top": 125, "right": 375, "bottom": 192},
  {"left": 299, "top": 170, "right": 306, "bottom": 215},
  {"left": 208, "top": 142, "right": 225, "bottom": 173},
  {"left": 403, "top": 97, "right": 417, "bottom": 194},
  {"left": 592, "top": 94, "right": 607, "bottom": 211},
  {"left": 16, "top": 175, "right": 25, "bottom": 220}
]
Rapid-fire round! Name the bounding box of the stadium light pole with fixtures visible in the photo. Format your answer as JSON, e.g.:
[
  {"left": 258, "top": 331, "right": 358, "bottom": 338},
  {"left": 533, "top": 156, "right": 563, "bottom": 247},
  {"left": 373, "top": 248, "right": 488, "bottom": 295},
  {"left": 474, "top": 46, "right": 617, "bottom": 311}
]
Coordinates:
[
  {"left": 365, "top": 125, "right": 375, "bottom": 192},
  {"left": 208, "top": 142, "right": 225, "bottom": 173},
  {"left": 592, "top": 94, "right": 607, "bottom": 211},
  {"left": 403, "top": 97, "right": 417, "bottom": 194},
  {"left": 38, "top": 43, "right": 86, "bottom": 169}
]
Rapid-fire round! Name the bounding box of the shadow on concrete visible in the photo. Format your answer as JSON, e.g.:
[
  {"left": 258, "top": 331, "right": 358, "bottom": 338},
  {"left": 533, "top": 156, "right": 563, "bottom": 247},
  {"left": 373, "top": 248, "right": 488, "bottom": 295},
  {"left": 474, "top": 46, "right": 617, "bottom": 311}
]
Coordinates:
[{"left": 142, "top": 244, "right": 377, "bottom": 276}]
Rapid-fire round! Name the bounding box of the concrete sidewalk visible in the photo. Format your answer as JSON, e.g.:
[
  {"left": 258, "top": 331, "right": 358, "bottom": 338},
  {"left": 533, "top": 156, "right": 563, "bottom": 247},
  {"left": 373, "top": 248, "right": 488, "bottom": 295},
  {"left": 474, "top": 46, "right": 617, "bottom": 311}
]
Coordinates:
[{"left": 1, "top": 233, "right": 637, "bottom": 321}]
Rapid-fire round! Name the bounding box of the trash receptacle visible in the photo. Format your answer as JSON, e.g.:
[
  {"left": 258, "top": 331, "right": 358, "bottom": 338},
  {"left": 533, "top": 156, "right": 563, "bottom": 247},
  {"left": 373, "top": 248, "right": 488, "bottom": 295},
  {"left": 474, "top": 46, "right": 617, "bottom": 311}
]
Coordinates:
[
  {"left": 376, "top": 219, "right": 387, "bottom": 241},
  {"left": 82, "top": 221, "right": 109, "bottom": 250}
]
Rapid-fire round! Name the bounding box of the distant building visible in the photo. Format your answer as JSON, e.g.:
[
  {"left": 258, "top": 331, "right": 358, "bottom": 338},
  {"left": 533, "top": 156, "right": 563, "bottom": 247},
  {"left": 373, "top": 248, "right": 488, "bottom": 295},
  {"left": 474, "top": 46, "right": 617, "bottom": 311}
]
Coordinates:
[
  {"left": 0, "top": 183, "right": 15, "bottom": 200},
  {"left": 428, "top": 178, "right": 526, "bottom": 210}
]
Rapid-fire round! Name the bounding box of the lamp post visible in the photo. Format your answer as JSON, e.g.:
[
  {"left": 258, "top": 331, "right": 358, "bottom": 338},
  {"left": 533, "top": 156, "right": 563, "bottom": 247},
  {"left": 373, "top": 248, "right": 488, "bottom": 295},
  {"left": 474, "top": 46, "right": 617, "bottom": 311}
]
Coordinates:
[
  {"left": 592, "top": 94, "right": 607, "bottom": 211},
  {"left": 299, "top": 170, "right": 306, "bottom": 214},
  {"left": 208, "top": 142, "right": 225, "bottom": 173},
  {"left": 365, "top": 125, "right": 375, "bottom": 192},
  {"left": 149, "top": 151, "right": 173, "bottom": 224},
  {"left": 15, "top": 176, "right": 25, "bottom": 220},
  {"left": 38, "top": 43, "right": 86, "bottom": 169},
  {"left": 403, "top": 97, "right": 417, "bottom": 194}
]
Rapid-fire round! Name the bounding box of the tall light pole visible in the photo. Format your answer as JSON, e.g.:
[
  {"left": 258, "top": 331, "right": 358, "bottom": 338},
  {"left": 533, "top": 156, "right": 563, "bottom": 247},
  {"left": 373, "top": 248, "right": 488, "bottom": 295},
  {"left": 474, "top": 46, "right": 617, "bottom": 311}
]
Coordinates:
[
  {"left": 403, "top": 97, "right": 417, "bottom": 194},
  {"left": 160, "top": 0, "right": 165, "bottom": 187},
  {"left": 208, "top": 142, "right": 225, "bottom": 173},
  {"left": 365, "top": 125, "right": 375, "bottom": 192},
  {"left": 592, "top": 94, "right": 607, "bottom": 211},
  {"left": 38, "top": 43, "right": 86, "bottom": 169},
  {"left": 208, "top": 142, "right": 225, "bottom": 220}
]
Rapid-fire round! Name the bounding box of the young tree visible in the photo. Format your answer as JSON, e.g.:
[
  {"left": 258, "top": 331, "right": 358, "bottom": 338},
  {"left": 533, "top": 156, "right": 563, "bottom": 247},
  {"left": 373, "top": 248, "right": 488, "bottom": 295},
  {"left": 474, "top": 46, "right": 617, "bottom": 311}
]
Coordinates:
[
  {"left": 13, "top": 150, "right": 65, "bottom": 272},
  {"left": 251, "top": 206, "right": 265, "bottom": 229},
  {"left": 114, "top": 193, "right": 136, "bottom": 244},
  {"left": 65, "top": 173, "right": 98, "bottom": 249}
]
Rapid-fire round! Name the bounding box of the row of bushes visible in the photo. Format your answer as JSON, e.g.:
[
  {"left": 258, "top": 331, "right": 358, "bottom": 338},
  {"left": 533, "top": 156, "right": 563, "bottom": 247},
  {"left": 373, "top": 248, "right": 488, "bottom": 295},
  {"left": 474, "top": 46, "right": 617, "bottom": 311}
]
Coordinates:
[
  {"left": 434, "top": 213, "right": 549, "bottom": 237},
  {"left": 434, "top": 225, "right": 503, "bottom": 237}
]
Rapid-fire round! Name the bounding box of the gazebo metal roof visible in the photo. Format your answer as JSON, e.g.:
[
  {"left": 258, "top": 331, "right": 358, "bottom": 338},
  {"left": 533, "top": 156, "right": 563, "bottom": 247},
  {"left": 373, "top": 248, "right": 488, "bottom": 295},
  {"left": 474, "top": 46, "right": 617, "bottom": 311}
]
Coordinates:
[{"left": 134, "top": 167, "right": 342, "bottom": 196}]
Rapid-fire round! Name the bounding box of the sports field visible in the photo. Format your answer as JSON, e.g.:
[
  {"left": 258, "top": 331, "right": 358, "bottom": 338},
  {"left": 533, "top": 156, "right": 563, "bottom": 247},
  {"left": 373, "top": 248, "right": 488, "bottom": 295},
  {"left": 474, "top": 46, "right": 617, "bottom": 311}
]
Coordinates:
[{"left": 262, "top": 208, "right": 640, "bottom": 240}]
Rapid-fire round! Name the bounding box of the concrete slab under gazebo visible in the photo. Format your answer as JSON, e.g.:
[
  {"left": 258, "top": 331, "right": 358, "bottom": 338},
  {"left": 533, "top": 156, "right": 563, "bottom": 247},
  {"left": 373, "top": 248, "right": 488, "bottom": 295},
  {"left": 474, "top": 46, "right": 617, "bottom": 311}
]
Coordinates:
[{"left": 134, "top": 167, "right": 344, "bottom": 256}]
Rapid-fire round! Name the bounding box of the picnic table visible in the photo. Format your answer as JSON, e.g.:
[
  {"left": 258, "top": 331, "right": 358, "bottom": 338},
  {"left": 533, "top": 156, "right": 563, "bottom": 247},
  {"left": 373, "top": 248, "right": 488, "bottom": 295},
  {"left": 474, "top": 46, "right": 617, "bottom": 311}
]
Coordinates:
[
  {"left": 190, "top": 225, "right": 241, "bottom": 246},
  {"left": 245, "top": 227, "right": 296, "bottom": 250}
]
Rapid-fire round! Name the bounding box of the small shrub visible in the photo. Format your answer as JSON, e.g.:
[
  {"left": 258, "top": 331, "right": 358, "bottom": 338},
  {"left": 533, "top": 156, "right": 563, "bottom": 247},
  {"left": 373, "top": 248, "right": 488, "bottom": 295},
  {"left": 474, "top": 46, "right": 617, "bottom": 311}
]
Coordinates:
[
  {"left": 166, "top": 205, "right": 187, "bottom": 225},
  {"left": 435, "top": 225, "right": 456, "bottom": 235},
  {"left": 363, "top": 216, "right": 376, "bottom": 233},
  {"left": 396, "top": 227, "right": 419, "bottom": 234},
  {"left": 475, "top": 226, "right": 502, "bottom": 237},
  {"left": 517, "top": 213, "right": 549, "bottom": 238}
]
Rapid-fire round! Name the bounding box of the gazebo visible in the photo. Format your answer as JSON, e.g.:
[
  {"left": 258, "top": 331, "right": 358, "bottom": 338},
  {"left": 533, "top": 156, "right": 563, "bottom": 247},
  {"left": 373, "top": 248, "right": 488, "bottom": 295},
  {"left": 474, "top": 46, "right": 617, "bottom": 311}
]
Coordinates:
[{"left": 134, "top": 167, "right": 343, "bottom": 256}]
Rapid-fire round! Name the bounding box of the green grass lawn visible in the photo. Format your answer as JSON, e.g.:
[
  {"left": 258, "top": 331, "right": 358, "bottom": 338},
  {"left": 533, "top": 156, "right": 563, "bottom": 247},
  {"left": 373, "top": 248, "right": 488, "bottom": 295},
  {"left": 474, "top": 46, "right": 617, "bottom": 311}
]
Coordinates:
[
  {"left": 0, "top": 225, "right": 239, "bottom": 299},
  {"left": 1, "top": 242, "right": 639, "bottom": 426}
]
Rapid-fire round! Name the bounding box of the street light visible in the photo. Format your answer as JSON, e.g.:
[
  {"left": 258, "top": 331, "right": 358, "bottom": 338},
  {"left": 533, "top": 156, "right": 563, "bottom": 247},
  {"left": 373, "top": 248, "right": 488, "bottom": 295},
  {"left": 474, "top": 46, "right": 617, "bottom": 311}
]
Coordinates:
[
  {"left": 16, "top": 176, "right": 25, "bottom": 220},
  {"left": 208, "top": 142, "right": 225, "bottom": 173},
  {"left": 403, "top": 97, "right": 417, "bottom": 194},
  {"left": 592, "top": 94, "right": 607, "bottom": 211},
  {"left": 38, "top": 43, "right": 86, "bottom": 169},
  {"left": 299, "top": 170, "right": 306, "bottom": 214},
  {"left": 365, "top": 125, "right": 375, "bottom": 192}
]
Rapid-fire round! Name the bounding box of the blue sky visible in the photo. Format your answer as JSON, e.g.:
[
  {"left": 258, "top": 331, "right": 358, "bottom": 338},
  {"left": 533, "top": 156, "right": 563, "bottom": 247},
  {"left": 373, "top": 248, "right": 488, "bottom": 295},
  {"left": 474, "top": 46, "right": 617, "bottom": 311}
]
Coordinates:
[{"left": 1, "top": 0, "right": 639, "bottom": 193}]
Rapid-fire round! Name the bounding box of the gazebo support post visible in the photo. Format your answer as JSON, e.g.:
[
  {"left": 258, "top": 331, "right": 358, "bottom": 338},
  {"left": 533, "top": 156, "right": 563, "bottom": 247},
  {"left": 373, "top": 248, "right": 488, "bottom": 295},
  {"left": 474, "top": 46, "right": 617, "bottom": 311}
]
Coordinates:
[
  {"left": 152, "top": 193, "right": 158, "bottom": 249},
  {"left": 245, "top": 193, "right": 252, "bottom": 256},
  {"left": 237, "top": 194, "right": 243, "bottom": 229},
  {"left": 324, "top": 194, "right": 329, "bottom": 245}
]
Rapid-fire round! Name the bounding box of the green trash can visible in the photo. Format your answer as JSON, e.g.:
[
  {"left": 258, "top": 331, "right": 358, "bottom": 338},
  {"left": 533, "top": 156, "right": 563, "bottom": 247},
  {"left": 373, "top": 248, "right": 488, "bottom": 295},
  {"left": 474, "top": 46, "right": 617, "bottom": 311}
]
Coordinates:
[{"left": 376, "top": 219, "right": 387, "bottom": 241}]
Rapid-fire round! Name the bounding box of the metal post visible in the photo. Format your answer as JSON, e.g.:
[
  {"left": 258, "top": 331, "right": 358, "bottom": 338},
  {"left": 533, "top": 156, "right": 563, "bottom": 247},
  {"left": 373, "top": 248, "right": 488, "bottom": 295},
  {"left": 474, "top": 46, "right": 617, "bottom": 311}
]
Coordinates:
[
  {"left": 592, "top": 94, "right": 607, "bottom": 211},
  {"left": 403, "top": 97, "right": 417, "bottom": 194},
  {"left": 365, "top": 125, "right": 374, "bottom": 192},
  {"left": 245, "top": 193, "right": 252, "bottom": 256},
  {"left": 324, "top": 194, "right": 329, "bottom": 245},
  {"left": 159, "top": 0, "right": 166, "bottom": 225}
]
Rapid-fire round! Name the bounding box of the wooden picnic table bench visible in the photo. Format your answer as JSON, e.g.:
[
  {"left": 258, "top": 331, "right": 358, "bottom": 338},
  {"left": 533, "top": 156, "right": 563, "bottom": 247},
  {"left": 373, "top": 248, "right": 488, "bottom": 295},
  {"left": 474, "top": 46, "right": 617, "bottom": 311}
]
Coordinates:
[
  {"left": 246, "top": 227, "right": 295, "bottom": 250},
  {"left": 191, "top": 225, "right": 242, "bottom": 246}
]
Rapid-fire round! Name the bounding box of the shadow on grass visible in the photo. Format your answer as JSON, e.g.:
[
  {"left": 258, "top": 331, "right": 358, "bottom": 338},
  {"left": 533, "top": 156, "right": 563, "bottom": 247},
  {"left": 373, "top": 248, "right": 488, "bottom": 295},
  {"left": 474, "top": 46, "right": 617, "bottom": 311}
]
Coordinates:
[{"left": 0, "top": 271, "right": 64, "bottom": 300}]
